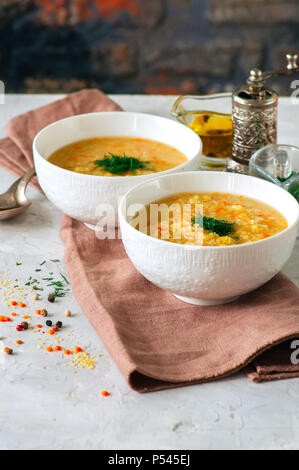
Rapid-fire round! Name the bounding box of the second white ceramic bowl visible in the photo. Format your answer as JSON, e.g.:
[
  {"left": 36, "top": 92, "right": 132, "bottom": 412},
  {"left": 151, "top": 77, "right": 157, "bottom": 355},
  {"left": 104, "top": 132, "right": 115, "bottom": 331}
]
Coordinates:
[
  {"left": 119, "top": 171, "right": 299, "bottom": 305},
  {"left": 33, "top": 112, "right": 202, "bottom": 228}
]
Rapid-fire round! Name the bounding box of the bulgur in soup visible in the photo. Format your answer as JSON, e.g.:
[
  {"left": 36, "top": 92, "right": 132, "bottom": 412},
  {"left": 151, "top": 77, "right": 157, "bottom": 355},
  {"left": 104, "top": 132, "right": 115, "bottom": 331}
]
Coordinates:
[
  {"left": 141, "top": 192, "right": 287, "bottom": 246},
  {"left": 48, "top": 137, "right": 187, "bottom": 176}
]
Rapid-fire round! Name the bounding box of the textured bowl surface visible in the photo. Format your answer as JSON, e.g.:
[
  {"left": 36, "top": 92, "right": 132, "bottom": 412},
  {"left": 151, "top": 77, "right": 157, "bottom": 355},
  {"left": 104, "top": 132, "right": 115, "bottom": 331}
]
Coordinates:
[
  {"left": 119, "top": 171, "right": 299, "bottom": 305},
  {"left": 33, "top": 112, "right": 202, "bottom": 227}
]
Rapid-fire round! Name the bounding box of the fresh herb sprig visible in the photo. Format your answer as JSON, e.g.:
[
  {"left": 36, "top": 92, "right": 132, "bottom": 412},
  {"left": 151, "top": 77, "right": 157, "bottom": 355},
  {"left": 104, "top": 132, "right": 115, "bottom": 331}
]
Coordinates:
[
  {"left": 49, "top": 288, "right": 68, "bottom": 298},
  {"left": 192, "top": 213, "right": 236, "bottom": 237},
  {"left": 47, "top": 278, "right": 70, "bottom": 302},
  {"left": 94, "top": 153, "right": 153, "bottom": 175}
]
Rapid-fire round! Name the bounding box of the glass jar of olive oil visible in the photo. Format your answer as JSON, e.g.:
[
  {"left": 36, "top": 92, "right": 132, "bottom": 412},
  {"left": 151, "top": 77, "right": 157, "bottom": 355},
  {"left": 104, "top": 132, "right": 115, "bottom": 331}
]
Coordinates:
[{"left": 171, "top": 93, "right": 232, "bottom": 170}]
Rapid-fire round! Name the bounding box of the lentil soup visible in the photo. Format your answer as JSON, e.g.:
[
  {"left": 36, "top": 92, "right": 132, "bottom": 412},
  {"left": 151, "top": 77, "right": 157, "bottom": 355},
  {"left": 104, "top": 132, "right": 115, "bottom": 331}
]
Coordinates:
[
  {"left": 48, "top": 137, "right": 187, "bottom": 176},
  {"left": 141, "top": 192, "right": 288, "bottom": 246}
]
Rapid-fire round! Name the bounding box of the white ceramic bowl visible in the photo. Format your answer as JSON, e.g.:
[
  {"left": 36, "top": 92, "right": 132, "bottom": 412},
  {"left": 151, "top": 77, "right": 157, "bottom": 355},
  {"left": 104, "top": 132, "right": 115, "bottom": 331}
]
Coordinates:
[
  {"left": 119, "top": 171, "right": 299, "bottom": 306},
  {"left": 33, "top": 112, "right": 202, "bottom": 228}
]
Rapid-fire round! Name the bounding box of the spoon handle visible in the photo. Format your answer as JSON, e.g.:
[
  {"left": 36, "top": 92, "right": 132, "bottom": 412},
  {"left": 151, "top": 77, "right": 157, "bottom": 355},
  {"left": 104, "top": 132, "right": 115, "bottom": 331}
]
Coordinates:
[
  {"left": 15, "top": 167, "right": 36, "bottom": 205},
  {"left": 19, "top": 166, "right": 36, "bottom": 187}
]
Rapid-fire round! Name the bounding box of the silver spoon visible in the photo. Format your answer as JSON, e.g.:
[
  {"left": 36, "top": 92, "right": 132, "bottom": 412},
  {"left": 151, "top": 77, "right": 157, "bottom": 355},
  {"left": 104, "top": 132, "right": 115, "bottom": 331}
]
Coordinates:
[{"left": 0, "top": 167, "right": 36, "bottom": 220}]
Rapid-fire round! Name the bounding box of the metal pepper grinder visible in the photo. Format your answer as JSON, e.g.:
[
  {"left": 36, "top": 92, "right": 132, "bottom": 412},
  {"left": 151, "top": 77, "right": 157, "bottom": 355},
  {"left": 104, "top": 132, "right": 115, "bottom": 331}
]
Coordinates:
[{"left": 227, "top": 53, "right": 299, "bottom": 174}]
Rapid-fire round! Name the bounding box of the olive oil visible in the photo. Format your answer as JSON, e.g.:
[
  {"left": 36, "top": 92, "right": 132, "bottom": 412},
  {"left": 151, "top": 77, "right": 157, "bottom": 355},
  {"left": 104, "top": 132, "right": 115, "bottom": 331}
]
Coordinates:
[{"left": 189, "top": 111, "right": 233, "bottom": 159}]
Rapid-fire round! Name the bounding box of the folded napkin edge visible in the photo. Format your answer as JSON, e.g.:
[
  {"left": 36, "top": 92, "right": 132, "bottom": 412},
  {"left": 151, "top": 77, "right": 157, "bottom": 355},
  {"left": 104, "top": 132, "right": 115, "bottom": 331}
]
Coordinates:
[{"left": 127, "top": 333, "right": 299, "bottom": 392}]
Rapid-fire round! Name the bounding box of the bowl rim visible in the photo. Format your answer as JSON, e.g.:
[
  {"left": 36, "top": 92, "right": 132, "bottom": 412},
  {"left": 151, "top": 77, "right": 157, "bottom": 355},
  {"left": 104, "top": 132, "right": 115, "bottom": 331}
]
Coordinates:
[
  {"left": 119, "top": 170, "right": 299, "bottom": 251},
  {"left": 32, "top": 111, "right": 202, "bottom": 181}
]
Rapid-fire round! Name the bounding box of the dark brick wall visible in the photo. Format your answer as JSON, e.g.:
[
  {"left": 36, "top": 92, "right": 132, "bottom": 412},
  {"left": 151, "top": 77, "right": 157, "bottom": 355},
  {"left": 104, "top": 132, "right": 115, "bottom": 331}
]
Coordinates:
[{"left": 1, "top": 0, "right": 299, "bottom": 95}]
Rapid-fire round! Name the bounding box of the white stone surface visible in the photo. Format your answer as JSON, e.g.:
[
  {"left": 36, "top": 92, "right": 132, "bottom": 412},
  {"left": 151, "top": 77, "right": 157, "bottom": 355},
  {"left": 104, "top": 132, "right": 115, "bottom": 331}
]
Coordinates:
[{"left": 0, "top": 94, "right": 298, "bottom": 450}]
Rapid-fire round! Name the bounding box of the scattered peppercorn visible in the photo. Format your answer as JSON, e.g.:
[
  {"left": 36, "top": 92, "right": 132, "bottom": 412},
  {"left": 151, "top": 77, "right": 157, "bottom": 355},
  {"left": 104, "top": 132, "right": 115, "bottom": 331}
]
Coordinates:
[
  {"left": 33, "top": 285, "right": 38, "bottom": 290},
  {"left": 65, "top": 309, "right": 71, "bottom": 317},
  {"left": 55, "top": 321, "right": 62, "bottom": 329},
  {"left": 4, "top": 347, "right": 13, "bottom": 355},
  {"left": 48, "top": 294, "right": 55, "bottom": 303},
  {"left": 41, "top": 308, "right": 48, "bottom": 317},
  {"left": 46, "top": 320, "right": 52, "bottom": 327},
  {"left": 21, "top": 321, "right": 28, "bottom": 330}
]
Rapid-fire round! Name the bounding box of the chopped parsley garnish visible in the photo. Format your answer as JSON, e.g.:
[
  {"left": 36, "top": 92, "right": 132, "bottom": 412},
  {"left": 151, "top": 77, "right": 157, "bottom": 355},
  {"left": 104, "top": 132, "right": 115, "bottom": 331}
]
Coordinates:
[
  {"left": 94, "top": 153, "right": 153, "bottom": 175},
  {"left": 192, "top": 213, "right": 236, "bottom": 237},
  {"left": 16, "top": 262, "right": 22, "bottom": 266}
]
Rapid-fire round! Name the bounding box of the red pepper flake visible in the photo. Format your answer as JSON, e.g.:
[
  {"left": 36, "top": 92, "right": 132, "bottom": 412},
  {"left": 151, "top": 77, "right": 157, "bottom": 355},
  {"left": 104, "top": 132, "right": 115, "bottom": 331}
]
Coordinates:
[
  {"left": 15, "top": 340, "right": 23, "bottom": 345},
  {"left": 22, "top": 315, "right": 30, "bottom": 319},
  {"left": 36, "top": 324, "right": 43, "bottom": 328},
  {"left": 10, "top": 301, "right": 17, "bottom": 306},
  {"left": 0, "top": 315, "right": 11, "bottom": 322},
  {"left": 11, "top": 312, "right": 17, "bottom": 317},
  {"left": 74, "top": 346, "right": 83, "bottom": 354},
  {"left": 52, "top": 327, "right": 58, "bottom": 332},
  {"left": 54, "top": 346, "right": 62, "bottom": 351},
  {"left": 64, "top": 349, "right": 71, "bottom": 355},
  {"left": 101, "top": 390, "right": 110, "bottom": 397},
  {"left": 48, "top": 329, "right": 55, "bottom": 335},
  {"left": 16, "top": 325, "right": 23, "bottom": 331},
  {"left": 46, "top": 346, "right": 53, "bottom": 352},
  {"left": 35, "top": 309, "right": 41, "bottom": 315},
  {"left": 19, "top": 303, "right": 26, "bottom": 308}
]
